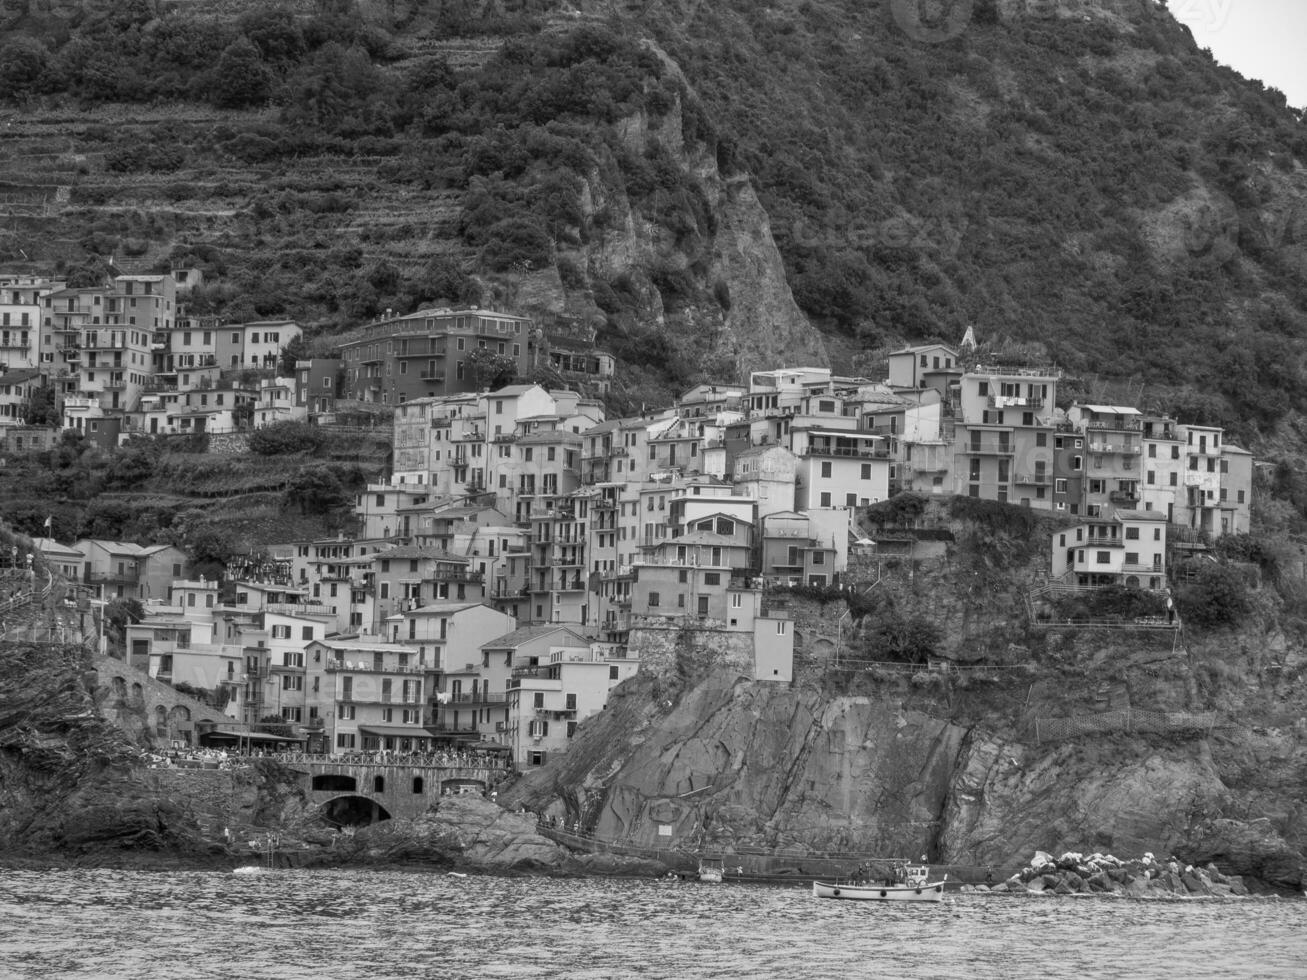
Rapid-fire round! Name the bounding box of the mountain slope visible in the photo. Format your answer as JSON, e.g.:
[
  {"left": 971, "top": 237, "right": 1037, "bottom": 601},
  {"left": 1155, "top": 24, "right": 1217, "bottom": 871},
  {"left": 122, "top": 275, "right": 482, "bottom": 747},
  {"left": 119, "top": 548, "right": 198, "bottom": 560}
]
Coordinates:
[{"left": 0, "top": 0, "right": 1304, "bottom": 428}]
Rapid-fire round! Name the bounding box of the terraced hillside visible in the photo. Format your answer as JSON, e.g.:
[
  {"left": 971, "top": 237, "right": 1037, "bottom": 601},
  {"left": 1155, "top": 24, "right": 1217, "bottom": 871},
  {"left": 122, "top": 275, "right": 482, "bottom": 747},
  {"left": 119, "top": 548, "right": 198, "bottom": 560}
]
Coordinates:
[{"left": 1, "top": 0, "right": 1305, "bottom": 427}]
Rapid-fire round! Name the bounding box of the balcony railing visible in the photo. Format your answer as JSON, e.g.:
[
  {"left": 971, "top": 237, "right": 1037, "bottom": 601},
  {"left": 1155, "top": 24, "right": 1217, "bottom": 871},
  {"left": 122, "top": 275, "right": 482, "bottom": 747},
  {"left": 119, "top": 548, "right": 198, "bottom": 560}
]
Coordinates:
[
  {"left": 423, "top": 567, "right": 484, "bottom": 583},
  {"left": 802, "top": 445, "right": 888, "bottom": 459},
  {"left": 326, "top": 661, "right": 426, "bottom": 674},
  {"left": 966, "top": 441, "right": 1014, "bottom": 455},
  {"left": 988, "top": 394, "right": 1043, "bottom": 409},
  {"left": 445, "top": 691, "right": 507, "bottom": 705},
  {"left": 1108, "top": 491, "right": 1140, "bottom": 505},
  {"left": 86, "top": 568, "right": 140, "bottom": 585},
  {"left": 1088, "top": 442, "right": 1141, "bottom": 455},
  {"left": 1014, "top": 473, "right": 1051, "bottom": 486},
  {"left": 265, "top": 602, "right": 335, "bottom": 617}
]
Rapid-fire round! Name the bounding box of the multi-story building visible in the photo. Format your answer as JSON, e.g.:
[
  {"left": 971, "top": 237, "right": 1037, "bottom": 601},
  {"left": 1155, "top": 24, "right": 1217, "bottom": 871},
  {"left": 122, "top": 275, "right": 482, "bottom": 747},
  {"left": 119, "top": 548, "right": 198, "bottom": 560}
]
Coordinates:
[
  {"left": 442, "top": 624, "right": 590, "bottom": 743},
  {"left": 339, "top": 308, "right": 533, "bottom": 406},
  {"left": 1, "top": 276, "right": 59, "bottom": 376},
  {"left": 216, "top": 320, "right": 299, "bottom": 370},
  {"left": 885, "top": 343, "right": 962, "bottom": 394},
  {"left": 1050, "top": 509, "right": 1168, "bottom": 590},
  {"left": 305, "top": 638, "right": 432, "bottom": 753},
  {"left": 75, "top": 539, "right": 188, "bottom": 600},
  {"left": 506, "top": 642, "right": 637, "bottom": 767},
  {"left": 951, "top": 364, "right": 1059, "bottom": 509},
  {"left": 0, "top": 368, "right": 40, "bottom": 426},
  {"left": 294, "top": 357, "right": 342, "bottom": 419},
  {"left": 1065, "top": 405, "right": 1145, "bottom": 520}
]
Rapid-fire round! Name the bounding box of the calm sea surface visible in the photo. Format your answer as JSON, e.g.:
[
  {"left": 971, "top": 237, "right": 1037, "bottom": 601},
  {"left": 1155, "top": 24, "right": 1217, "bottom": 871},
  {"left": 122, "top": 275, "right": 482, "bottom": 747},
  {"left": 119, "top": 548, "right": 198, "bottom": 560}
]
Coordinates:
[{"left": 0, "top": 869, "right": 1304, "bottom": 979}]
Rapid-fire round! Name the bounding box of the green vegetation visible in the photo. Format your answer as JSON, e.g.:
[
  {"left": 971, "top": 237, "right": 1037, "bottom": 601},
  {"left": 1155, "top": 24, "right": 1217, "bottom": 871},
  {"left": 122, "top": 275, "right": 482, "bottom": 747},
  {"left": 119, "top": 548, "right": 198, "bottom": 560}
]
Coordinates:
[
  {"left": 1174, "top": 561, "right": 1255, "bottom": 629},
  {"left": 248, "top": 421, "right": 326, "bottom": 456},
  {"left": 2, "top": 1, "right": 1306, "bottom": 428}
]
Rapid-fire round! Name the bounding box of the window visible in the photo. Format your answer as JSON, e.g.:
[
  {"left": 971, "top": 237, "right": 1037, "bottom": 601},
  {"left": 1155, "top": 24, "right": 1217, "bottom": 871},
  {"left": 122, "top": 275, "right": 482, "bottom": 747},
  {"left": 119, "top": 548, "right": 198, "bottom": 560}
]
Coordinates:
[
  {"left": 1072, "top": 456, "right": 1082, "bottom": 471},
  {"left": 1055, "top": 479, "right": 1067, "bottom": 494},
  {"left": 301, "top": 626, "right": 313, "bottom": 640},
  {"left": 1125, "top": 552, "right": 1139, "bottom": 565},
  {"left": 820, "top": 461, "right": 832, "bottom": 478},
  {"left": 1096, "top": 552, "right": 1110, "bottom": 564},
  {"left": 648, "top": 591, "right": 660, "bottom": 607},
  {"left": 775, "top": 620, "right": 787, "bottom": 634},
  {"left": 860, "top": 463, "right": 872, "bottom": 480},
  {"left": 1035, "top": 432, "right": 1047, "bottom": 447},
  {"left": 704, "top": 572, "right": 721, "bottom": 585},
  {"left": 819, "top": 492, "right": 831, "bottom": 507},
  {"left": 1126, "top": 527, "right": 1140, "bottom": 540}
]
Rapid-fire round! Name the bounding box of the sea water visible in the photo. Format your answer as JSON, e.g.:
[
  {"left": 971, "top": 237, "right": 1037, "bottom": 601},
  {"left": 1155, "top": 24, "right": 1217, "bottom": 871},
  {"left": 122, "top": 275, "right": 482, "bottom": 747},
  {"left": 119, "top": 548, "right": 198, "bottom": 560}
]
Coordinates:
[{"left": 0, "top": 869, "right": 1303, "bottom": 979}]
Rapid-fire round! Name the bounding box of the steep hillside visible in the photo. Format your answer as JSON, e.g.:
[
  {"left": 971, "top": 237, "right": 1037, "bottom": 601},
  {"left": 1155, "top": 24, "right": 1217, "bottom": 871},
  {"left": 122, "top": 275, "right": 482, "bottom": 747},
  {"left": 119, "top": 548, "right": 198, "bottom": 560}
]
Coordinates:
[{"left": 1, "top": 0, "right": 1303, "bottom": 424}]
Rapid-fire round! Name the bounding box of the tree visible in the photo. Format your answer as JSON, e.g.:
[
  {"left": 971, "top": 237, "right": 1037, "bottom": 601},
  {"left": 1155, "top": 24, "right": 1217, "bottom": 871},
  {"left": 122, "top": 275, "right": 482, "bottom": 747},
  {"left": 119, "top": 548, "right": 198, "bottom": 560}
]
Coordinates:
[
  {"left": 1174, "top": 562, "right": 1254, "bottom": 629},
  {"left": 278, "top": 334, "right": 307, "bottom": 376},
  {"left": 285, "top": 464, "right": 351, "bottom": 517},
  {"left": 0, "top": 36, "right": 50, "bottom": 99},
  {"left": 23, "top": 386, "right": 58, "bottom": 426},
  {"left": 466, "top": 348, "right": 519, "bottom": 390},
  {"left": 210, "top": 37, "right": 273, "bottom": 109},
  {"left": 185, "top": 525, "right": 240, "bottom": 581},
  {"left": 103, "top": 597, "right": 145, "bottom": 655}
]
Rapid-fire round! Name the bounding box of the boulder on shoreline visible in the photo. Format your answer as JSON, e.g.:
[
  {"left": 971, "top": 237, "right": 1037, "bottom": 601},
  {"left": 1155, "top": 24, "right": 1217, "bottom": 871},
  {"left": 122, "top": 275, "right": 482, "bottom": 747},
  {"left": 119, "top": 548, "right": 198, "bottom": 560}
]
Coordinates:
[{"left": 1006, "top": 849, "right": 1256, "bottom": 900}]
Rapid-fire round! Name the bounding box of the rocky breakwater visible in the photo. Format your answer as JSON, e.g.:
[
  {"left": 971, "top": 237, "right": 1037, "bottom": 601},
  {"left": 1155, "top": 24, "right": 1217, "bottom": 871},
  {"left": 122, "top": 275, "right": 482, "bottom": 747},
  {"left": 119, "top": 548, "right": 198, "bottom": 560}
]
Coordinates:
[{"left": 973, "top": 851, "right": 1254, "bottom": 899}]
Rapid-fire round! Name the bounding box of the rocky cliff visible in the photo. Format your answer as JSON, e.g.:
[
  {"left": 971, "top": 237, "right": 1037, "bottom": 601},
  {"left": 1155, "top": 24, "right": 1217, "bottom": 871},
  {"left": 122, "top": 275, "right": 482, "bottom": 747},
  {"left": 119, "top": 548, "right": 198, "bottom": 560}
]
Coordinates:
[
  {"left": 504, "top": 503, "right": 1307, "bottom": 893},
  {"left": 0, "top": 640, "right": 587, "bottom": 873}
]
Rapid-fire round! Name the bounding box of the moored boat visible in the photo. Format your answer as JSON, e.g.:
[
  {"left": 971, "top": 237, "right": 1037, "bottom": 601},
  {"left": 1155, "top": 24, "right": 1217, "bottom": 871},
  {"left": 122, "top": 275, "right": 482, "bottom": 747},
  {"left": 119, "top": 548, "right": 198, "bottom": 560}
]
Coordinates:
[
  {"left": 698, "top": 859, "right": 725, "bottom": 883},
  {"left": 812, "top": 863, "right": 946, "bottom": 903}
]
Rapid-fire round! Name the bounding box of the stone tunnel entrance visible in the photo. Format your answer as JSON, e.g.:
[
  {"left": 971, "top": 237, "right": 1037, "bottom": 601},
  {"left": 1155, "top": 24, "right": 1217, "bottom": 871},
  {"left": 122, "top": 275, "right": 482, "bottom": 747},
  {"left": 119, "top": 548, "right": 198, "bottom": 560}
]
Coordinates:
[{"left": 321, "top": 795, "right": 392, "bottom": 827}]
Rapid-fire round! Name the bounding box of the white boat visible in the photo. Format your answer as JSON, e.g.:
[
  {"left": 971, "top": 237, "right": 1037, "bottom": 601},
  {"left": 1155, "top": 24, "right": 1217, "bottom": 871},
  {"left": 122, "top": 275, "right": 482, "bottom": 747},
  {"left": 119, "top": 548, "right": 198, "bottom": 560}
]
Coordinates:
[
  {"left": 812, "top": 864, "right": 946, "bottom": 903},
  {"left": 698, "top": 860, "right": 725, "bottom": 884},
  {"left": 232, "top": 866, "right": 264, "bottom": 875}
]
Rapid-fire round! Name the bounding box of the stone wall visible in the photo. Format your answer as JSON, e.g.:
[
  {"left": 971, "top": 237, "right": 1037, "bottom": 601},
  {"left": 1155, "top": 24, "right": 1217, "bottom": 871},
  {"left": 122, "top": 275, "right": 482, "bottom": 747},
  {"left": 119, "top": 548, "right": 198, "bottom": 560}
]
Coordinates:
[
  {"left": 92, "top": 652, "right": 230, "bottom": 747},
  {"left": 626, "top": 618, "right": 754, "bottom": 683}
]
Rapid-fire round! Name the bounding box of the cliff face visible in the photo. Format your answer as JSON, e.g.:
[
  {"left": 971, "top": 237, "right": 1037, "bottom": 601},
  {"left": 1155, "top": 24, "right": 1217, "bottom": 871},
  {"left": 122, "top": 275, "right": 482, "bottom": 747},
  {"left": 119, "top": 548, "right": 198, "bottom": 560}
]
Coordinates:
[{"left": 505, "top": 507, "right": 1307, "bottom": 891}]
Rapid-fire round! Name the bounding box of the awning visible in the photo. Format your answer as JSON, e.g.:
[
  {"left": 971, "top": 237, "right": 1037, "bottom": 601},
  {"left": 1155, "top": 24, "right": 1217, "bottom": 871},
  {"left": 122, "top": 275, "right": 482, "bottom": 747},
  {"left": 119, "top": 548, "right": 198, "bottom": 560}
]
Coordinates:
[
  {"left": 204, "top": 730, "right": 306, "bottom": 744},
  {"left": 358, "top": 725, "right": 433, "bottom": 739}
]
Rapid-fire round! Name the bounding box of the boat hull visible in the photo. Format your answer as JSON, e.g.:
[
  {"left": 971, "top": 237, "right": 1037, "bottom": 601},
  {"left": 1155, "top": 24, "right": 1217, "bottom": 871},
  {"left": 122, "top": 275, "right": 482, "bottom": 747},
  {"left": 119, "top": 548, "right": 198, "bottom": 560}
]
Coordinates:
[{"left": 812, "top": 880, "right": 945, "bottom": 902}]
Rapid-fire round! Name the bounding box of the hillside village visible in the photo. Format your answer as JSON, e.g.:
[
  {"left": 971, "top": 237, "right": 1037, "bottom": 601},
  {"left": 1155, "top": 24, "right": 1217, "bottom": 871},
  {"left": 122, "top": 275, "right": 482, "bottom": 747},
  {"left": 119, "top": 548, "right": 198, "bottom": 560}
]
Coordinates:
[{"left": 4, "top": 285, "right": 1256, "bottom": 772}]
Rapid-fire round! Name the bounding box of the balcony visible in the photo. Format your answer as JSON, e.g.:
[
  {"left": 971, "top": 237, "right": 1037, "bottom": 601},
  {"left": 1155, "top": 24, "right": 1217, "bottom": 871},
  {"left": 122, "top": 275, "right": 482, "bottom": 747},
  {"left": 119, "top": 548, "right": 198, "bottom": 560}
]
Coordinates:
[
  {"left": 965, "top": 441, "right": 1014, "bottom": 456},
  {"left": 802, "top": 445, "right": 889, "bottom": 459},
  {"left": 1121, "top": 563, "right": 1164, "bottom": 575},
  {"left": 86, "top": 568, "right": 140, "bottom": 585},
  {"left": 445, "top": 691, "right": 507, "bottom": 706},
  {"left": 1014, "top": 472, "right": 1052, "bottom": 486},
  {"left": 988, "top": 394, "right": 1043, "bottom": 409},
  {"left": 425, "top": 567, "right": 485, "bottom": 583},
  {"left": 1109, "top": 491, "right": 1140, "bottom": 505},
  {"left": 327, "top": 659, "right": 426, "bottom": 674},
  {"left": 1087, "top": 442, "right": 1141, "bottom": 455},
  {"left": 1082, "top": 538, "right": 1125, "bottom": 549},
  {"left": 265, "top": 602, "right": 335, "bottom": 617}
]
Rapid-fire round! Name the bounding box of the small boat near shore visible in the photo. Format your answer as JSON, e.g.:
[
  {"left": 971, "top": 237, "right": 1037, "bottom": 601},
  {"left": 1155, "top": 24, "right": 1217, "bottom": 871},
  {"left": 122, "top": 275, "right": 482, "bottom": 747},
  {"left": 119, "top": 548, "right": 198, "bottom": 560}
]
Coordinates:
[
  {"left": 812, "top": 863, "right": 947, "bottom": 903},
  {"left": 698, "top": 860, "right": 725, "bottom": 884}
]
